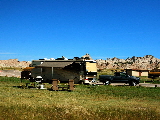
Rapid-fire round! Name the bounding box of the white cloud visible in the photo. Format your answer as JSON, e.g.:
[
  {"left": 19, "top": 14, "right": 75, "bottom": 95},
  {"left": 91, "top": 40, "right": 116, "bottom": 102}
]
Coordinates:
[{"left": 0, "top": 52, "right": 17, "bottom": 54}]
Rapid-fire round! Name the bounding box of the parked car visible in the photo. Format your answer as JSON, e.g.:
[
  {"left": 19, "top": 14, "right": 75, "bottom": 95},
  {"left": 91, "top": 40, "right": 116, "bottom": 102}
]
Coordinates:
[{"left": 99, "top": 72, "right": 140, "bottom": 86}]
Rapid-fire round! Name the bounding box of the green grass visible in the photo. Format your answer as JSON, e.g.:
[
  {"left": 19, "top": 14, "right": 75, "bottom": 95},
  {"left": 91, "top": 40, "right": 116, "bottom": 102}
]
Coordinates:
[
  {"left": 0, "top": 76, "right": 160, "bottom": 120},
  {"left": 139, "top": 76, "right": 160, "bottom": 84}
]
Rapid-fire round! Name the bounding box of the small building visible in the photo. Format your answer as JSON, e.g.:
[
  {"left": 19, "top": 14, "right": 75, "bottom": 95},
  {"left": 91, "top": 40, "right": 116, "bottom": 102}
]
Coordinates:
[{"left": 125, "top": 69, "right": 149, "bottom": 76}]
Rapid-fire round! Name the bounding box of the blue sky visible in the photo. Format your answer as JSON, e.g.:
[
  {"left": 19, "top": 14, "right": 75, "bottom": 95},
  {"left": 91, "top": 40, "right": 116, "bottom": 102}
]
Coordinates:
[{"left": 0, "top": 0, "right": 160, "bottom": 61}]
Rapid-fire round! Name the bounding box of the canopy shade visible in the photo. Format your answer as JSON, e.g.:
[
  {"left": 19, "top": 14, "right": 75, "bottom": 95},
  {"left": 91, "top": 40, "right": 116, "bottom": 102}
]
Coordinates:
[{"left": 36, "top": 62, "right": 73, "bottom": 68}]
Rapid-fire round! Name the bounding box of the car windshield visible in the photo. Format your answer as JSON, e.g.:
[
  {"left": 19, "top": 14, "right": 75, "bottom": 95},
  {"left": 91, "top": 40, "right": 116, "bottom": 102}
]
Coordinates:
[{"left": 120, "top": 73, "right": 126, "bottom": 76}]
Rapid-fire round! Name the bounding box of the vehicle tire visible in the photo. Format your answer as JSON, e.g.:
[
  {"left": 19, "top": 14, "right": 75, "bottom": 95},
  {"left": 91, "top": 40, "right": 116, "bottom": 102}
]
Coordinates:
[
  {"left": 104, "top": 80, "right": 110, "bottom": 85},
  {"left": 91, "top": 80, "right": 96, "bottom": 83},
  {"left": 129, "top": 81, "right": 137, "bottom": 86},
  {"left": 78, "top": 80, "right": 84, "bottom": 84}
]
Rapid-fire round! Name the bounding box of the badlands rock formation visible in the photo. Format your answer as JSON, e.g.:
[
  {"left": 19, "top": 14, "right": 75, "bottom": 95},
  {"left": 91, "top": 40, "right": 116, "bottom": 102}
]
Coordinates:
[
  {"left": 0, "top": 55, "right": 160, "bottom": 70},
  {"left": 96, "top": 55, "right": 160, "bottom": 70},
  {"left": 0, "top": 59, "right": 31, "bottom": 68}
]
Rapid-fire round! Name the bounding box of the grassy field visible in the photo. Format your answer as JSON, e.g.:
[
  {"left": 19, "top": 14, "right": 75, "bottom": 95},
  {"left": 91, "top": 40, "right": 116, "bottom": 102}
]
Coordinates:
[{"left": 0, "top": 77, "right": 160, "bottom": 120}]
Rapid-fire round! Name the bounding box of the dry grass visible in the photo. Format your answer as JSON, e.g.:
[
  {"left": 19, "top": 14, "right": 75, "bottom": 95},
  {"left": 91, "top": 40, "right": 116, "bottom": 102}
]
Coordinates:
[{"left": 0, "top": 76, "right": 160, "bottom": 120}]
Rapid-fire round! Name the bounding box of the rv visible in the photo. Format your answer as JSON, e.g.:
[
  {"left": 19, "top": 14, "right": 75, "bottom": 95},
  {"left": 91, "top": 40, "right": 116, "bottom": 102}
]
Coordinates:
[{"left": 22, "top": 56, "right": 97, "bottom": 84}]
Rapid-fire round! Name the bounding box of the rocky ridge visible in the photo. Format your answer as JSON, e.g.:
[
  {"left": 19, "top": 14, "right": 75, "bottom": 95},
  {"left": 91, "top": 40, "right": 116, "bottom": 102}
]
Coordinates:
[
  {"left": 96, "top": 55, "right": 160, "bottom": 70},
  {"left": 0, "top": 59, "right": 31, "bottom": 69},
  {"left": 0, "top": 55, "right": 160, "bottom": 70}
]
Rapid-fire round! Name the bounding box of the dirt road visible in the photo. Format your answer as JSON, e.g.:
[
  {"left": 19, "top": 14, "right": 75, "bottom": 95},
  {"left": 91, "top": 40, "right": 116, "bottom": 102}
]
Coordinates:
[
  {"left": 110, "top": 83, "right": 160, "bottom": 87},
  {"left": 0, "top": 70, "right": 21, "bottom": 78},
  {"left": 95, "top": 82, "right": 160, "bottom": 87}
]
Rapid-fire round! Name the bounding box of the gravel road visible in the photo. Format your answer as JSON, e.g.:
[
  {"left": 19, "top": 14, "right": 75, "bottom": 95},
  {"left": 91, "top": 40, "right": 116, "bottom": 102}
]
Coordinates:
[
  {"left": 0, "top": 70, "right": 21, "bottom": 78},
  {"left": 110, "top": 83, "right": 160, "bottom": 87}
]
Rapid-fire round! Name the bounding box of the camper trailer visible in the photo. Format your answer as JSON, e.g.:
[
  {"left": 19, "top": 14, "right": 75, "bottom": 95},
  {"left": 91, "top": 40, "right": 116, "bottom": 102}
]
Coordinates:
[
  {"left": 23, "top": 55, "right": 97, "bottom": 84},
  {"left": 148, "top": 68, "right": 160, "bottom": 79}
]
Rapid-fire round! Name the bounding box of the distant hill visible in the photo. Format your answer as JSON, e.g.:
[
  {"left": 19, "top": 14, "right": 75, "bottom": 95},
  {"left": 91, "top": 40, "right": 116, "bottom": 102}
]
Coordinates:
[
  {"left": 0, "top": 55, "right": 159, "bottom": 70},
  {"left": 0, "top": 59, "right": 31, "bottom": 69},
  {"left": 96, "top": 55, "right": 160, "bottom": 70}
]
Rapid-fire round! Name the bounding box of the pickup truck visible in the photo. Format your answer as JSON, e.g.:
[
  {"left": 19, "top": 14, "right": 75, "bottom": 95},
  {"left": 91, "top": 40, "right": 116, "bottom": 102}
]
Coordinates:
[{"left": 99, "top": 72, "right": 140, "bottom": 86}]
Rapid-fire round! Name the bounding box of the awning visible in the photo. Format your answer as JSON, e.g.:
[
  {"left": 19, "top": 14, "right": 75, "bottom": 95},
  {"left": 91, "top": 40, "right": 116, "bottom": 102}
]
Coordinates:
[{"left": 36, "top": 61, "right": 73, "bottom": 68}]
